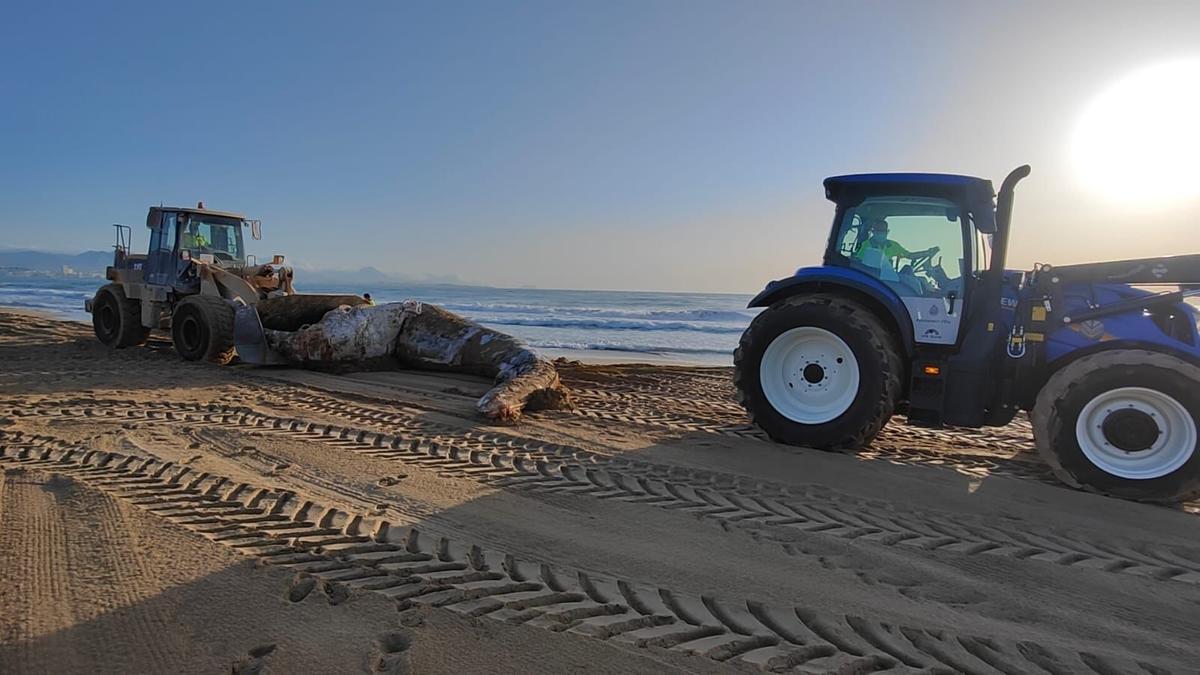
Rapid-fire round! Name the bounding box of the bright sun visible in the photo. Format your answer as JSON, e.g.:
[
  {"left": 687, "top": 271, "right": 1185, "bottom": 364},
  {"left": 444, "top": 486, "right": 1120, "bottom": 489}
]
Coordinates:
[{"left": 1072, "top": 59, "right": 1200, "bottom": 207}]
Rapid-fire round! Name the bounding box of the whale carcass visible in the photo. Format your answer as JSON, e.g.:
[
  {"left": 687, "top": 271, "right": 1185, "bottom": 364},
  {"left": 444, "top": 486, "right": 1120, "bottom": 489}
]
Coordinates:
[{"left": 258, "top": 297, "right": 571, "bottom": 421}]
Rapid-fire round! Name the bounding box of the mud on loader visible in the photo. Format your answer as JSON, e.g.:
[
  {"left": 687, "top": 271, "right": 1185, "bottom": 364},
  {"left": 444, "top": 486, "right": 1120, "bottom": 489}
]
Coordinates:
[
  {"left": 737, "top": 166, "right": 1200, "bottom": 503},
  {"left": 86, "top": 204, "right": 359, "bottom": 366}
]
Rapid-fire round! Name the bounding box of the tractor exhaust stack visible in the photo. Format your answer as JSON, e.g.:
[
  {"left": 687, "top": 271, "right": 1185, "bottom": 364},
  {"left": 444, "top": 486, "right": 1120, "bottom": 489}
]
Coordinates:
[{"left": 991, "top": 165, "right": 1032, "bottom": 275}]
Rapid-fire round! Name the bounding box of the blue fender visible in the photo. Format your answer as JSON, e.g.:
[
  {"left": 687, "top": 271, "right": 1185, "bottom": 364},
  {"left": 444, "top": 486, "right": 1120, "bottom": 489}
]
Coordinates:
[{"left": 747, "top": 266, "right": 915, "bottom": 354}]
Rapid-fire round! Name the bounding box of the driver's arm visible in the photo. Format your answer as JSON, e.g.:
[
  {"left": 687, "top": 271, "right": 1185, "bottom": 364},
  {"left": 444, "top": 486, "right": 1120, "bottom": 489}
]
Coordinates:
[{"left": 899, "top": 243, "right": 941, "bottom": 258}]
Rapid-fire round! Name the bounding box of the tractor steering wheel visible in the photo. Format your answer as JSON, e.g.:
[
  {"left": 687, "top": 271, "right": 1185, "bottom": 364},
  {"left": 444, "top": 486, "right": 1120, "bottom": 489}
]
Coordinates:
[{"left": 908, "top": 250, "right": 935, "bottom": 274}]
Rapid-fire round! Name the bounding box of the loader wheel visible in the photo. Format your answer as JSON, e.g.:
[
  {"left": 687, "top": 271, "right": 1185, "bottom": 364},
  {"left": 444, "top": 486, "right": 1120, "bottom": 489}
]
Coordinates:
[
  {"left": 734, "top": 293, "right": 902, "bottom": 450},
  {"left": 1032, "top": 349, "right": 1200, "bottom": 503},
  {"left": 91, "top": 284, "right": 150, "bottom": 348},
  {"left": 171, "top": 295, "right": 236, "bottom": 365}
]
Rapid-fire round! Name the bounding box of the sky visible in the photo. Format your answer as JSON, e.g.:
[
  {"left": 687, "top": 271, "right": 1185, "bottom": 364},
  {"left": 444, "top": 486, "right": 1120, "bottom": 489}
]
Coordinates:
[{"left": 2, "top": 1, "right": 1199, "bottom": 293}]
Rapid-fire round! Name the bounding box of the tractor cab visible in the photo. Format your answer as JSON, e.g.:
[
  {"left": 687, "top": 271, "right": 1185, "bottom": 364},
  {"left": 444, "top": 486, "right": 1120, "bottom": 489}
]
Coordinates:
[{"left": 821, "top": 173, "right": 1000, "bottom": 347}]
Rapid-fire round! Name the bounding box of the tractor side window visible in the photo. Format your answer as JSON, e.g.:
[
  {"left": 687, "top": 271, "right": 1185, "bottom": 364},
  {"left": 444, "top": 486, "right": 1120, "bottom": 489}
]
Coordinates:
[
  {"left": 973, "top": 224, "right": 991, "bottom": 272},
  {"left": 835, "top": 197, "right": 965, "bottom": 299},
  {"left": 836, "top": 214, "right": 863, "bottom": 258},
  {"left": 159, "top": 213, "right": 177, "bottom": 253}
]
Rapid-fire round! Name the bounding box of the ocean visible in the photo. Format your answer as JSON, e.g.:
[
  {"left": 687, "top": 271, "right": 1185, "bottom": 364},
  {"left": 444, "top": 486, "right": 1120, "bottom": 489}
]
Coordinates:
[{"left": 0, "top": 277, "right": 756, "bottom": 366}]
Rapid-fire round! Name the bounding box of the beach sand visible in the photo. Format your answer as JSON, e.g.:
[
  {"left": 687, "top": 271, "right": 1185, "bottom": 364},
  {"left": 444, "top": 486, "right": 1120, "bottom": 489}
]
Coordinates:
[{"left": 2, "top": 308, "right": 1198, "bottom": 673}]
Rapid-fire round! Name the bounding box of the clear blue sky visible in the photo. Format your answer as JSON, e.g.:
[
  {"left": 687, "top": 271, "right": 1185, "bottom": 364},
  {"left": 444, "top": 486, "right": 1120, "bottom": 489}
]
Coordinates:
[{"left": 2, "top": 1, "right": 1199, "bottom": 292}]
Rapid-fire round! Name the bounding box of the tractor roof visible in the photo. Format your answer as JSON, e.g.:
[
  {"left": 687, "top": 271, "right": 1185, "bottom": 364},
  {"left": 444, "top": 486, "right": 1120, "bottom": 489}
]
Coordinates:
[
  {"left": 155, "top": 206, "right": 247, "bottom": 220},
  {"left": 823, "top": 173, "right": 995, "bottom": 206}
]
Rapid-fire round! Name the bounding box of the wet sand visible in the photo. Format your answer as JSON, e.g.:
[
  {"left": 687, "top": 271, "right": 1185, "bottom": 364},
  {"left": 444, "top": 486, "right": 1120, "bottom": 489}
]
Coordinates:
[{"left": 1, "top": 308, "right": 1198, "bottom": 673}]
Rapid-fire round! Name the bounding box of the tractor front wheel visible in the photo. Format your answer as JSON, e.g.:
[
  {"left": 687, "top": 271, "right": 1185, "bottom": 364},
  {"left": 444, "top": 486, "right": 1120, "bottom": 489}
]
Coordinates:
[
  {"left": 91, "top": 284, "right": 150, "bottom": 348},
  {"left": 171, "top": 295, "right": 236, "bottom": 365},
  {"left": 1032, "top": 349, "right": 1200, "bottom": 503},
  {"left": 734, "top": 293, "right": 902, "bottom": 450}
]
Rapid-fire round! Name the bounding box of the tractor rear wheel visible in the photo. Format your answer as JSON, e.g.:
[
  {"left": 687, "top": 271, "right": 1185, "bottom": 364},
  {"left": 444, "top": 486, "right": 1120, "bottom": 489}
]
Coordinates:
[
  {"left": 171, "top": 295, "right": 236, "bottom": 365},
  {"left": 1032, "top": 349, "right": 1200, "bottom": 503},
  {"left": 91, "top": 283, "right": 150, "bottom": 348},
  {"left": 734, "top": 293, "right": 902, "bottom": 450}
]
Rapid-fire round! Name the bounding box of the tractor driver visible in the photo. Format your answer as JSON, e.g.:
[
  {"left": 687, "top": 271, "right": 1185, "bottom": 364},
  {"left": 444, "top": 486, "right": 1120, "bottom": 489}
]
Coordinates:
[{"left": 853, "top": 218, "right": 939, "bottom": 266}]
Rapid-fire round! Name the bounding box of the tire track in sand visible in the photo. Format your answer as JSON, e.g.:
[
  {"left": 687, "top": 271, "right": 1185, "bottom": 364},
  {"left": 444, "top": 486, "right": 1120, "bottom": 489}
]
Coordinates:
[
  {"left": 0, "top": 469, "right": 75, "bottom": 662},
  {"left": 0, "top": 437, "right": 1181, "bottom": 675},
  {"left": 6, "top": 399, "right": 1200, "bottom": 588},
  {"left": 0, "top": 468, "right": 180, "bottom": 671}
]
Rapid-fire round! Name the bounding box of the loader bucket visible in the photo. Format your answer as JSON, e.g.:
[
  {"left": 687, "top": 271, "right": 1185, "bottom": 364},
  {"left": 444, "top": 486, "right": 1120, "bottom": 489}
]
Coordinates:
[{"left": 233, "top": 304, "right": 289, "bottom": 365}]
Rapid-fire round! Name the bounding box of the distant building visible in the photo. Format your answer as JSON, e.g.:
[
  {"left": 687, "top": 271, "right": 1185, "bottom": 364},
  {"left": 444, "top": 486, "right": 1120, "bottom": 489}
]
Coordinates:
[{"left": 61, "top": 265, "right": 75, "bottom": 276}]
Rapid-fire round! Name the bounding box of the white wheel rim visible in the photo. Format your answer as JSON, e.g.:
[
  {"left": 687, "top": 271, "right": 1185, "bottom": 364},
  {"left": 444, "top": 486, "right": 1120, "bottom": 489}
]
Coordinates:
[
  {"left": 759, "top": 327, "right": 860, "bottom": 424},
  {"left": 1075, "top": 386, "right": 1196, "bottom": 480}
]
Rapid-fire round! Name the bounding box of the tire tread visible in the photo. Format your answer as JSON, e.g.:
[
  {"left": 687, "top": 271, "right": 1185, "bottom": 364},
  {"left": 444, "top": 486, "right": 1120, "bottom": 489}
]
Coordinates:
[
  {"left": 734, "top": 293, "right": 902, "bottom": 451},
  {"left": 172, "top": 295, "right": 236, "bottom": 365},
  {"left": 93, "top": 283, "right": 150, "bottom": 348},
  {"left": 1032, "top": 349, "right": 1200, "bottom": 503}
]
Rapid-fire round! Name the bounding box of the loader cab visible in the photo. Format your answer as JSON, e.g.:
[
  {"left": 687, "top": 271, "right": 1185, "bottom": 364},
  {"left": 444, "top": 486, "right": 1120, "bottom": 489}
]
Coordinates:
[
  {"left": 143, "top": 206, "right": 256, "bottom": 289},
  {"left": 822, "top": 174, "right": 999, "bottom": 347}
]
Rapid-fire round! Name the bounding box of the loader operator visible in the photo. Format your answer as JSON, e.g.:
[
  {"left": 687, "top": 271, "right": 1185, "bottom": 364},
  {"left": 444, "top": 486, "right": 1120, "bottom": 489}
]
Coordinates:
[{"left": 183, "top": 222, "right": 209, "bottom": 250}]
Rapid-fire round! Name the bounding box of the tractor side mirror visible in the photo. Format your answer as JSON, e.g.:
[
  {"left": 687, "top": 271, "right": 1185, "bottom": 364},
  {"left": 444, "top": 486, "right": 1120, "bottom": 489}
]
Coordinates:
[{"left": 249, "top": 219, "right": 262, "bottom": 240}]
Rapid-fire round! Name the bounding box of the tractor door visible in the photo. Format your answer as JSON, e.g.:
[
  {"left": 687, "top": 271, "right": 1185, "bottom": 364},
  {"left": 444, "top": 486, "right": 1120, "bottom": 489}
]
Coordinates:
[
  {"left": 833, "top": 197, "right": 969, "bottom": 345},
  {"left": 145, "top": 211, "right": 179, "bottom": 286}
]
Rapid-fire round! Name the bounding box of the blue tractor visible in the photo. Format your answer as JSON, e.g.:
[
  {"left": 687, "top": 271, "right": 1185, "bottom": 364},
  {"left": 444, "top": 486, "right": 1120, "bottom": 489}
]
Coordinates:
[{"left": 735, "top": 166, "right": 1200, "bottom": 503}]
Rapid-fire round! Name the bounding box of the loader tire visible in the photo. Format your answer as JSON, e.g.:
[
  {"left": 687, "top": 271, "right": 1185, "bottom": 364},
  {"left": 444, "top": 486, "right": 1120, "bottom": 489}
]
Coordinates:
[
  {"left": 734, "top": 293, "right": 902, "bottom": 450},
  {"left": 1032, "top": 349, "right": 1200, "bottom": 503},
  {"left": 92, "top": 283, "right": 150, "bottom": 348},
  {"left": 171, "top": 295, "right": 236, "bottom": 365}
]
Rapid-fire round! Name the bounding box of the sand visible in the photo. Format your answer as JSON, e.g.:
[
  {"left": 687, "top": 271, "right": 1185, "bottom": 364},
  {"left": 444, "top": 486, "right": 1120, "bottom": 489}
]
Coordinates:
[{"left": 1, "top": 308, "right": 1198, "bottom": 673}]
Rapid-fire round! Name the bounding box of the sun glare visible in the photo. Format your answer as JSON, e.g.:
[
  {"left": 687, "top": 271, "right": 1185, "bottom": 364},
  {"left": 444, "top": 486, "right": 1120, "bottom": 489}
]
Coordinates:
[{"left": 1072, "top": 58, "right": 1200, "bottom": 207}]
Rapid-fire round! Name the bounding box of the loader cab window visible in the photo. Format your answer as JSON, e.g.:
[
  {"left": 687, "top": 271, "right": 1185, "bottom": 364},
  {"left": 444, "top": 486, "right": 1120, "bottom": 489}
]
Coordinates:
[
  {"left": 179, "top": 214, "right": 244, "bottom": 262},
  {"left": 152, "top": 212, "right": 177, "bottom": 255},
  {"left": 834, "top": 196, "right": 966, "bottom": 299}
]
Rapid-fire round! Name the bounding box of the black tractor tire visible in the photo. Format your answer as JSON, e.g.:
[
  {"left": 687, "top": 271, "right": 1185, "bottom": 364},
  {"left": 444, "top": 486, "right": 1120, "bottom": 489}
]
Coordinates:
[
  {"left": 171, "top": 295, "right": 236, "bottom": 365},
  {"left": 1032, "top": 349, "right": 1200, "bottom": 503},
  {"left": 734, "top": 293, "right": 903, "bottom": 450},
  {"left": 91, "top": 283, "right": 150, "bottom": 348}
]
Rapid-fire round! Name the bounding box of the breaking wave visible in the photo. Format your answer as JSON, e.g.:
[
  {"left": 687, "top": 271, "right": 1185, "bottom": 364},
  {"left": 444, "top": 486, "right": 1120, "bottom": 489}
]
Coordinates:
[
  {"left": 479, "top": 316, "right": 745, "bottom": 334},
  {"left": 442, "top": 302, "right": 753, "bottom": 324},
  {"left": 526, "top": 339, "right": 733, "bottom": 356}
]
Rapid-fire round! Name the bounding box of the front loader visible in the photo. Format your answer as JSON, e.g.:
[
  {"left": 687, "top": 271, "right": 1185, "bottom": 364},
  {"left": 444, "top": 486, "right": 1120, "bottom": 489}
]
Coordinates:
[
  {"left": 736, "top": 166, "right": 1200, "bottom": 503},
  {"left": 86, "top": 203, "right": 361, "bottom": 366}
]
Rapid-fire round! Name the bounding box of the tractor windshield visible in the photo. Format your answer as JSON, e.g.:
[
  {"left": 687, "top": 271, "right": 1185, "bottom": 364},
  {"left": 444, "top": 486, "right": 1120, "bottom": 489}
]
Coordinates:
[
  {"left": 833, "top": 196, "right": 965, "bottom": 299},
  {"left": 178, "top": 214, "right": 245, "bottom": 263}
]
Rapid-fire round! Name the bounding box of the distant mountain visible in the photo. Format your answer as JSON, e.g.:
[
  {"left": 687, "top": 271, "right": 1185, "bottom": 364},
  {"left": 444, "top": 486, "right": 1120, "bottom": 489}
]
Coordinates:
[
  {"left": 0, "top": 249, "right": 111, "bottom": 274},
  {"left": 0, "top": 248, "right": 472, "bottom": 286},
  {"left": 297, "top": 265, "right": 469, "bottom": 287}
]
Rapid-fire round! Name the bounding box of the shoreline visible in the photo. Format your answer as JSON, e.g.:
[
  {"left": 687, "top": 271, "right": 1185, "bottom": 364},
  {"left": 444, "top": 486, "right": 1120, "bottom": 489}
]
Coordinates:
[
  {"left": 1, "top": 304, "right": 732, "bottom": 367},
  {"left": 0, "top": 306, "right": 67, "bottom": 321},
  {"left": 539, "top": 347, "right": 731, "bottom": 367}
]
